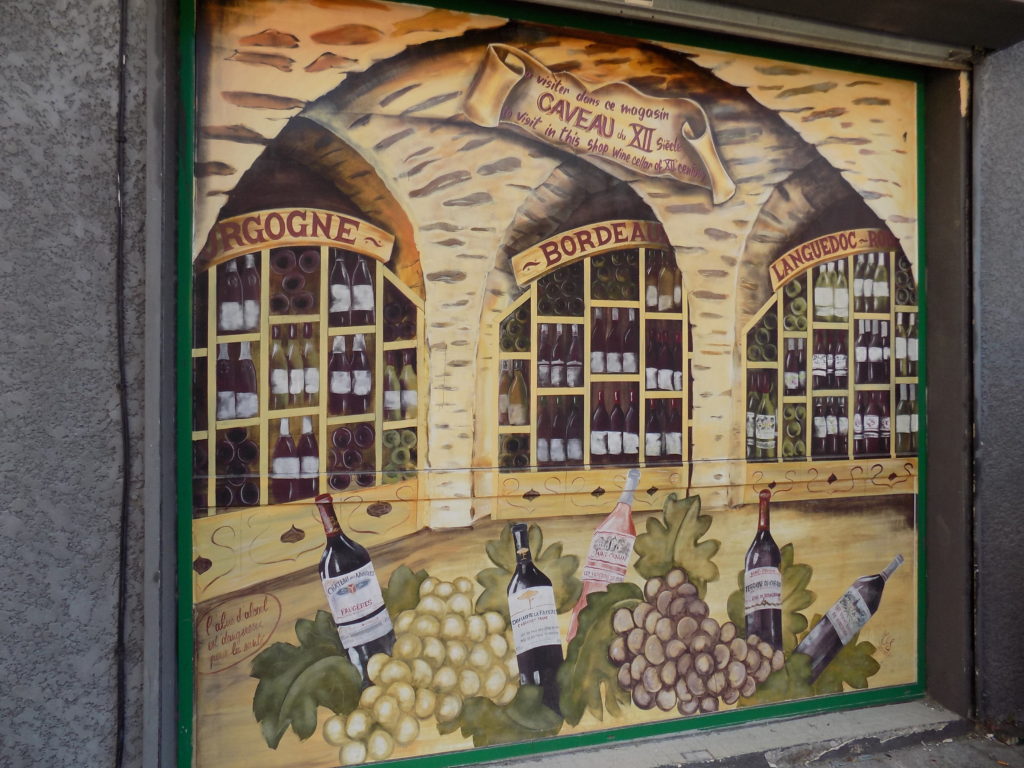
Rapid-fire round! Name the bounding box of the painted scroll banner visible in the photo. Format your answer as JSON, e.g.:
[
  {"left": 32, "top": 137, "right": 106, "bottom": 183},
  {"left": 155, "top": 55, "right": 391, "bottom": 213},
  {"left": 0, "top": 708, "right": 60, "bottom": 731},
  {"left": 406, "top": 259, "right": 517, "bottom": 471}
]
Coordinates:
[
  {"left": 769, "top": 228, "right": 900, "bottom": 291},
  {"left": 464, "top": 44, "right": 736, "bottom": 204}
]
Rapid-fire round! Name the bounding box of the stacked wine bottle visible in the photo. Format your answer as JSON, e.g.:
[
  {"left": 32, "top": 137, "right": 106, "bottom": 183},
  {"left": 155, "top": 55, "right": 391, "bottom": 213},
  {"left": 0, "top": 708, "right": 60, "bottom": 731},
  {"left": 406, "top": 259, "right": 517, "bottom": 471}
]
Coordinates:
[
  {"left": 537, "top": 261, "right": 584, "bottom": 317},
  {"left": 500, "top": 305, "right": 531, "bottom": 353},
  {"left": 590, "top": 249, "right": 639, "bottom": 301},
  {"left": 269, "top": 248, "right": 319, "bottom": 315},
  {"left": 216, "top": 426, "right": 261, "bottom": 508},
  {"left": 328, "top": 423, "right": 376, "bottom": 491}
]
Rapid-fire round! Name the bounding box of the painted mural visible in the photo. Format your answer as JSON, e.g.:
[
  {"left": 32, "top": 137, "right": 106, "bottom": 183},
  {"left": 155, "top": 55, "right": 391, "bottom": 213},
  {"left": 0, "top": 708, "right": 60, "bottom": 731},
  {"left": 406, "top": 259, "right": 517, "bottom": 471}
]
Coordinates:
[{"left": 188, "top": 1, "right": 922, "bottom": 766}]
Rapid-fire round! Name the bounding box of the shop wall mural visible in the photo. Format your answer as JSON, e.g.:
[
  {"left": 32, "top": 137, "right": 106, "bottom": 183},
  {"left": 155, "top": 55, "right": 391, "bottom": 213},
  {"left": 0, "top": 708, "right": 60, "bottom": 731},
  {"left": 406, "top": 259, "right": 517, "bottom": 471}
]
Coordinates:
[{"left": 188, "top": 1, "right": 922, "bottom": 765}]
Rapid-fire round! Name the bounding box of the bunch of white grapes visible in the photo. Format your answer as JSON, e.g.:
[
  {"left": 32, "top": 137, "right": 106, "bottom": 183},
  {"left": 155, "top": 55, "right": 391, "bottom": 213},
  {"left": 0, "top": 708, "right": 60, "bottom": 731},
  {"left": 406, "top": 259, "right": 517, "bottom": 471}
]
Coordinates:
[{"left": 322, "top": 576, "right": 519, "bottom": 764}]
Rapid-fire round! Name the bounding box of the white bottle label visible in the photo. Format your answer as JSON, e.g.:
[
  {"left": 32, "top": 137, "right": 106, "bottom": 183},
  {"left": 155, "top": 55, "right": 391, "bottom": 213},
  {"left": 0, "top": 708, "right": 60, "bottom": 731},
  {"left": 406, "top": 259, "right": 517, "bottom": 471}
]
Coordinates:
[
  {"left": 813, "top": 416, "right": 827, "bottom": 439},
  {"left": 835, "top": 353, "right": 848, "bottom": 377},
  {"left": 673, "top": 284, "right": 682, "bottom": 307},
  {"left": 895, "top": 337, "right": 907, "bottom": 360},
  {"left": 384, "top": 390, "right": 401, "bottom": 411},
  {"left": 566, "top": 362, "right": 582, "bottom": 387},
  {"left": 746, "top": 411, "right": 755, "bottom": 443},
  {"left": 590, "top": 431, "right": 607, "bottom": 456},
  {"left": 235, "top": 392, "right": 258, "bottom": 419},
  {"left": 353, "top": 370, "right": 371, "bottom": 396},
  {"left": 744, "top": 566, "right": 782, "bottom": 611},
  {"left": 863, "top": 278, "right": 873, "bottom": 298},
  {"left": 826, "top": 414, "right": 838, "bottom": 435},
  {"left": 812, "top": 353, "right": 827, "bottom": 376},
  {"left": 755, "top": 414, "right": 776, "bottom": 449},
  {"left": 623, "top": 431, "right": 640, "bottom": 455},
  {"left": 566, "top": 437, "right": 582, "bottom": 461},
  {"left": 657, "top": 368, "right": 673, "bottom": 391},
  {"left": 551, "top": 437, "right": 567, "bottom": 463},
  {"left": 606, "top": 352, "right": 622, "bottom": 374},
  {"left": 834, "top": 290, "right": 849, "bottom": 320},
  {"left": 550, "top": 363, "right": 565, "bottom": 387},
  {"left": 271, "top": 368, "right": 288, "bottom": 395},
  {"left": 864, "top": 413, "right": 880, "bottom": 436},
  {"left": 217, "top": 391, "right": 236, "bottom": 421},
  {"left": 305, "top": 368, "right": 320, "bottom": 394},
  {"left": 673, "top": 371, "right": 683, "bottom": 391},
  {"left": 908, "top": 338, "right": 919, "bottom": 362},
  {"left": 622, "top": 352, "right": 638, "bottom": 374},
  {"left": 508, "top": 404, "right": 528, "bottom": 425},
  {"left": 874, "top": 280, "right": 889, "bottom": 298},
  {"left": 666, "top": 431, "right": 682, "bottom": 456},
  {"left": 646, "top": 285, "right": 658, "bottom": 308},
  {"left": 814, "top": 286, "right": 832, "bottom": 313},
  {"left": 536, "top": 437, "right": 550, "bottom": 463},
  {"left": 219, "top": 301, "right": 243, "bottom": 331},
  {"left": 896, "top": 414, "right": 911, "bottom": 433},
  {"left": 289, "top": 369, "right": 304, "bottom": 395},
  {"left": 352, "top": 284, "right": 374, "bottom": 312},
  {"left": 646, "top": 366, "right": 658, "bottom": 390},
  {"left": 300, "top": 456, "right": 319, "bottom": 476},
  {"left": 645, "top": 433, "right": 663, "bottom": 456},
  {"left": 784, "top": 372, "right": 800, "bottom": 391},
  {"left": 322, "top": 563, "right": 393, "bottom": 649},
  {"left": 498, "top": 393, "right": 509, "bottom": 415},
  {"left": 839, "top": 415, "right": 849, "bottom": 437},
  {"left": 582, "top": 531, "right": 636, "bottom": 583},
  {"left": 855, "top": 345, "right": 867, "bottom": 363},
  {"left": 401, "top": 389, "right": 417, "bottom": 408},
  {"left": 868, "top": 346, "right": 883, "bottom": 363},
  {"left": 658, "top": 293, "right": 672, "bottom": 312},
  {"left": 854, "top": 412, "right": 863, "bottom": 435},
  {"left": 243, "top": 300, "right": 260, "bottom": 331},
  {"left": 881, "top": 416, "right": 890, "bottom": 434},
  {"left": 272, "top": 456, "right": 300, "bottom": 478},
  {"left": 826, "top": 589, "right": 872, "bottom": 646},
  {"left": 537, "top": 361, "right": 551, "bottom": 387},
  {"left": 590, "top": 351, "right": 605, "bottom": 374},
  {"left": 911, "top": 413, "right": 919, "bottom": 432},
  {"left": 330, "top": 284, "right": 351, "bottom": 313},
  {"left": 509, "top": 584, "right": 560, "bottom": 655},
  {"left": 853, "top": 278, "right": 864, "bottom": 299},
  {"left": 330, "top": 370, "right": 352, "bottom": 395},
  {"left": 606, "top": 430, "right": 623, "bottom": 456}
]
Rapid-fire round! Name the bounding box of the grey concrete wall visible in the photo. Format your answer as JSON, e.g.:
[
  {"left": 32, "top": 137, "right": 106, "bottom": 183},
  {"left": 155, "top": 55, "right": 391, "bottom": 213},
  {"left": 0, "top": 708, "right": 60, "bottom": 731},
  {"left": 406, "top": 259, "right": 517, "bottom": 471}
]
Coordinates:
[
  {"left": 973, "top": 42, "right": 1024, "bottom": 728},
  {"left": 0, "top": 0, "right": 148, "bottom": 765}
]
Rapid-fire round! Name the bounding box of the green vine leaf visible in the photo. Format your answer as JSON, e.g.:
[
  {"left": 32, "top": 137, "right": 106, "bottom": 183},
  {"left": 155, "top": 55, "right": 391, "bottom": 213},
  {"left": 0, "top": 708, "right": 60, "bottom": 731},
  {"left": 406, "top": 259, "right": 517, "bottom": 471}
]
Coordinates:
[
  {"left": 557, "top": 582, "right": 643, "bottom": 725},
  {"left": 437, "top": 685, "right": 564, "bottom": 747},
  {"left": 726, "top": 542, "right": 816, "bottom": 653},
  {"left": 475, "top": 523, "right": 581, "bottom": 619},
  {"left": 250, "top": 610, "right": 361, "bottom": 749},
  {"left": 633, "top": 494, "right": 720, "bottom": 596},
  {"left": 382, "top": 564, "right": 428, "bottom": 619}
]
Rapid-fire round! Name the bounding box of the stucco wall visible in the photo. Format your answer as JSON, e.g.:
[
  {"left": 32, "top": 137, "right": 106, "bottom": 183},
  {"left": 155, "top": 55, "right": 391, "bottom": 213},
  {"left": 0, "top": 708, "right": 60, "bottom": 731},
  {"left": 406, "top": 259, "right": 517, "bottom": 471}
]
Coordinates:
[{"left": 0, "top": 0, "right": 147, "bottom": 765}]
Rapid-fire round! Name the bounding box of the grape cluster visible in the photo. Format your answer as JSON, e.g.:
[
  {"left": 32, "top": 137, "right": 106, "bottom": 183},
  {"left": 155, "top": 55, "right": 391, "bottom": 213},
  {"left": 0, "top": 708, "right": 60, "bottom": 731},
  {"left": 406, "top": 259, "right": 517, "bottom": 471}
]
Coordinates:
[
  {"left": 609, "top": 569, "right": 784, "bottom": 715},
  {"left": 322, "top": 576, "right": 518, "bottom": 764}
]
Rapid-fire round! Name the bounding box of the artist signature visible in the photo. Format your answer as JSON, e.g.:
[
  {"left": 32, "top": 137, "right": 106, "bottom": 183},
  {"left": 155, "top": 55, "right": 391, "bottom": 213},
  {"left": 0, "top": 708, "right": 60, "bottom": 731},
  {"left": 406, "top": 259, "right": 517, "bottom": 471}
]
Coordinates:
[{"left": 878, "top": 632, "right": 896, "bottom": 657}]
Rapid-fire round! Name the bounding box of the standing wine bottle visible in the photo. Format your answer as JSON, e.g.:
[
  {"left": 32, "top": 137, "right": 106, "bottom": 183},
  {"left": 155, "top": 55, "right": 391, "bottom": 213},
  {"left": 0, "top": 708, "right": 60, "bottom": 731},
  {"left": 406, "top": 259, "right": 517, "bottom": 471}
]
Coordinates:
[
  {"left": 863, "top": 391, "right": 881, "bottom": 456},
  {"left": 508, "top": 361, "right": 529, "bottom": 426},
  {"left": 895, "top": 384, "right": 911, "bottom": 455},
  {"left": 297, "top": 416, "right": 319, "bottom": 499},
  {"left": 671, "top": 333, "right": 683, "bottom": 391},
  {"left": 657, "top": 331, "right": 674, "bottom": 392},
  {"left": 784, "top": 339, "right": 799, "bottom": 397},
  {"left": 673, "top": 259, "right": 683, "bottom": 311},
  {"left": 862, "top": 253, "right": 875, "bottom": 311},
  {"left": 507, "top": 522, "right": 564, "bottom": 714},
  {"left": 622, "top": 390, "right": 640, "bottom": 460},
  {"left": 498, "top": 360, "right": 511, "bottom": 426},
  {"left": 269, "top": 326, "right": 289, "bottom": 411},
  {"left": 241, "top": 253, "right": 261, "bottom": 330},
  {"left": 645, "top": 327, "right": 658, "bottom": 390},
  {"left": 853, "top": 392, "right": 865, "bottom": 456},
  {"left": 566, "top": 325, "right": 583, "bottom": 387},
  {"left": 825, "top": 398, "right": 839, "bottom": 458},
  {"left": 218, "top": 259, "right": 244, "bottom": 332},
  {"left": 536, "top": 398, "right": 552, "bottom": 468},
  {"left": 746, "top": 373, "right": 760, "bottom": 459},
  {"left": 755, "top": 377, "right": 777, "bottom": 460},
  {"left": 606, "top": 390, "right": 625, "bottom": 465},
  {"left": 795, "top": 555, "right": 904, "bottom": 682},
  {"left": 349, "top": 334, "right": 372, "bottom": 415},
  {"left": 880, "top": 320, "right": 891, "bottom": 382},
  {"left": 645, "top": 252, "right": 660, "bottom": 312},
  {"left": 867, "top": 320, "right": 884, "bottom": 384},
  {"left": 566, "top": 468, "right": 642, "bottom": 641},
  {"left": 825, "top": 330, "right": 836, "bottom": 389},
  {"left": 657, "top": 255, "right": 674, "bottom": 312},
  {"left": 645, "top": 398, "right": 663, "bottom": 462},
  {"left": 565, "top": 397, "right": 583, "bottom": 466},
  {"left": 302, "top": 323, "right": 319, "bottom": 408},
  {"left": 665, "top": 400, "right": 683, "bottom": 462},
  {"left": 537, "top": 324, "right": 552, "bottom": 386},
  {"left": 606, "top": 309, "right": 623, "bottom": 374},
  {"left": 350, "top": 255, "right": 375, "bottom": 326},
  {"left": 285, "top": 324, "right": 305, "bottom": 408},
  {"left": 833, "top": 260, "right": 849, "bottom": 323},
  {"left": 590, "top": 311, "right": 605, "bottom": 374},
  {"left": 329, "top": 252, "right": 351, "bottom": 327},
  {"left": 383, "top": 352, "right": 401, "bottom": 421},
  {"left": 894, "top": 314, "right": 907, "bottom": 378},
  {"left": 837, "top": 397, "right": 849, "bottom": 456},
  {"left": 907, "top": 314, "right": 919, "bottom": 377},
  {"left": 812, "top": 398, "right": 826, "bottom": 457},
  {"left": 622, "top": 309, "right": 638, "bottom": 374},
  {"left": 271, "top": 418, "right": 299, "bottom": 503},
  {"left": 317, "top": 493, "right": 396, "bottom": 686},
  {"left": 852, "top": 254, "right": 864, "bottom": 313},
  {"left": 814, "top": 264, "right": 833, "bottom": 322},
  {"left": 550, "top": 324, "right": 566, "bottom": 388},
  {"left": 812, "top": 331, "right": 827, "bottom": 391},
  {"left": 834, "top": 332, "right": 848, "bottom": 390},
  {"left": 216, "top": 343, "right": 236, "bottom": 421},
  {"left": 879, "top": 391, "right": 891, "bottom": 456},
  {"left": 590, "top": 389, "right": 609, "bottom": 464},
  {"left": 873, "top": 253, "right": 890, "bottom": 314},
  {"left": 744, "top": 489, "right": 783, "bottom": 651},
  {"left": 235, "top": 341, "right": 259, "bottom": 418},
  {"left": 909, "top": 384, "right": 919, "bottom": 452},
  {"left": 552, "top": 396, "right": 569, "bottom": 467},
  {"left": 399, "top": 351, "right": 417, "bottom": 419},
  {"left": 328, "top": 335, "right": 350, "bottom": 416}
]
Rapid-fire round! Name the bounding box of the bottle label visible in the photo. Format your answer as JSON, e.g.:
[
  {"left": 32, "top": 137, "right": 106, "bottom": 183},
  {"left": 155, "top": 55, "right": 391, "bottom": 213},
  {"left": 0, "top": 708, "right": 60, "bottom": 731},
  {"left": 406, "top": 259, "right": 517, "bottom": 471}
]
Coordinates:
[
  {"left": 646, "top": 366, "right": 658, "bottom": 390},
  {"left": 854, "top": 412, "right": 863, "bottom": 435},
  {"left": 835, "top": 353, "right": 848, "bottom": 376},
  {"left": 330, "top": 370, "right": 352, "bottom": 395},
  {"left": 384, "top": 390, "right": 401, "bottom": 411},
  {"left": 826, "top": 352, "right": 834, "bottom": 373},
  {"left": 606, "top": 352, "right": 622, "bottom": 374},
  {"left": 353, "top": 370, "right": 372, "bottom": 396},
  {"left": 799, "top": 370, "right": 807, "bottom": 388},
  {"left": 272, "top": 456, "right": 300, "bottom": 478},
  {"left": 590, "top": 431, "right": 607, "bottom": 456},
  {"left": 874, "top": 280, "right": 889, "bottom": 298},
  {"left": 834, "top": 290, "right": 849, "bottom": 316},
  {"left": 665, "top": 431, "right": 682, "bottom": 456},
  {"left": 582, "top": 531, "right": 636, "bottom": 583},
  {"left": 784, "top": 372, "right": 800, "bottom": 391},
  {"left": 243, "top": 300, "right": 260, "bottom": 330},
  {"left": 606, "top": 430, "right": 623, "bottom": 456},
  {"left": 855, "top": 345, "right": 867, "bottom": 363},
  {"left": 826, "top": 414, "right": 838, "bottom": 435},
  {"left": 401, "top": 389, "right": 417, "bottom": 408},
  {"left": 895, "top": 337, "right": 907, "bottom": 359},
  {"left": 271, "top": 368, "right": 289, "bottom": 395},
  {"left": 219, "top": 301, "right": 244, "bottom": 331},
  {"left": 550, "top": 363, "right": 565, "bottom": 387},
  {"left": 289, "top": 369, "right": 305, "bottom": 395},
  {"left": 235, "top": 392, "right": 258, "bottom": 419},
  {"left": 658, "top": 293, "right": 672, "bottom": 311},
  {"left": 746, "top": 411, "right": 755, "bottom": 442},
  {"left": 911, "top": 413, "right": 918, "bottom": 433},
  {"left": 744, "top": 566, "right": 782, "bottom": 611},
  {"left": 839, "top": 415, "right": 849, "bottom": 437},
  {"left": 881, "top": 416, "right": 890, "bottom": 434},
  {"left": 825, "top": 588, "right": 872, "bottom": 646},
  {"left": 896, "top": 414, "right": 911, "bottom": 432},
  {"left": 645, "top": 433, "right": 663, "bottom": 456},
  {"left": 498, "top": 393, "right": 509, "bottom": 415},
  {"left": 673, "top": 371, "right": 683, "bottom": 391},
  {"left": 657, "top": 368, "right": 673, "bottom": 391},
  {"left": 352, "top": 284, "right": 374, "bottom": 312},
  {"left": 217, "top": 391, "right": 237, "bottom": 421},
  {"left": 868, "top": 346, "right": 883, "bottom": 363},
  {"left": 590, "top": 352, "right": 605, "bottom": 374},
  {"left": 673, "top": 285, "right": 682, "bottom": 306},
  {"left": 508, "top": 403, "right": 528, "bottom": 425},
  {"left": 552, "top": 437, "right": 568, "bottom": 462},
  {"left": 509, "top": 584, "right": 560, "bottom": 655},
  {"left": 566, "top": 362, "right": 582, "bottom": 387},
  {"left": 566, "top": 437, "right": 582, "bottom": 461},
  {"left": 300, "top": 456, "right": 318, "bottom": 476},
  {"left": 536, "top": 437, "right": 550, "bottom": 463},
  {"left": 623, "top": 431, "right": 640, "bottom": 455},
  {"left": 323, "top": 563, "right": 393, "bottom": 649},
  {"left": 813, "top": 416, "right": 827, "bottom": 439},
  {"left": 864, "top": 413, "right": 880, "bottom": 436},
  {"left": 755, "top": 414, "right": 776, "bottom": 448},
  {"left": 646, "top": 285, "right": 658, "bottom": 308},
  {"left": 814, "top": 286, "right": 832, "bottom": 312},
  {"left": 305, "top": 368, "right": 320, "bottom": 394},
  {"left": 853, "top": 278, "right": 864, "bottom": 298},
  {"left": 863, "top": 279, "right": 873, "bottom": 297},
  {"left": 812, "top": 353, "right": 827, "bottom": 376},
  {"left": 622, "top": 352, "right": 638, "bottom": 374},
  {"left": 908, "top": 338, "right": 919, "bottom": 361},
  {"left": 330, "top": 284, "right": 351, "bottom": 313}
]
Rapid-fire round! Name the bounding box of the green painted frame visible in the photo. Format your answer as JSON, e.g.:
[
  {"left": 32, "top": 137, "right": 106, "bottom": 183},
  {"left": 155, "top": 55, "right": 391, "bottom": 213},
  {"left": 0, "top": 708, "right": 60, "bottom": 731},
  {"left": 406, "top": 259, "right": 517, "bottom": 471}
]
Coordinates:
[{"left": 175, "top": 1, "right": 929, "bottom": 766}]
